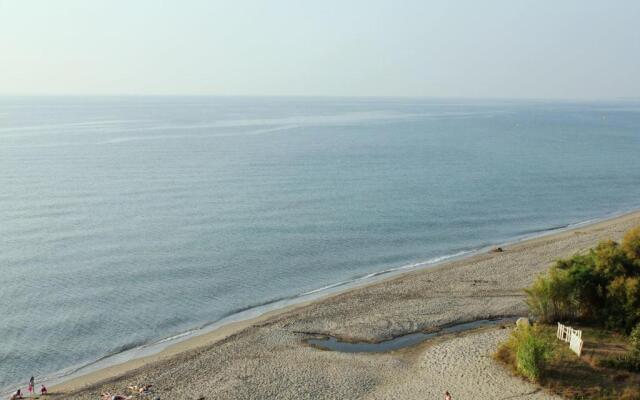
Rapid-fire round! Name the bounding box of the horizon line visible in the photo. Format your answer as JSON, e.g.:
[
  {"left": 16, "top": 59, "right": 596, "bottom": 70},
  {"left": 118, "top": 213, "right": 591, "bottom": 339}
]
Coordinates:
[{"left": 0, "top": 93, "right": 638, "bottom": 103}]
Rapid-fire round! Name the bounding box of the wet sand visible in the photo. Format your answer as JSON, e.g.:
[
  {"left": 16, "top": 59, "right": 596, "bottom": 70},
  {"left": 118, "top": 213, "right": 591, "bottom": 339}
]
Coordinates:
[{"left": 52, "top": 210, "right": 640, "bottom": 399}]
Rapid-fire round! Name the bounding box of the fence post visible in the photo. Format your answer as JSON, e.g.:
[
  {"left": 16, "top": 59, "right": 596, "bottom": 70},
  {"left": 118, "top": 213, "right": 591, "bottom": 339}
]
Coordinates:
[{"left": 557, "top": 322, "right": 563, "bottom": 340}]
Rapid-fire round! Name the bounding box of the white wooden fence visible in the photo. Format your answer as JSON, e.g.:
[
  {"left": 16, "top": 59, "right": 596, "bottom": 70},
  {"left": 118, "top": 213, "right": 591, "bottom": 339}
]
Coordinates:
[{"left": 557, "top": 322, "right": 583, "bottom": 356}]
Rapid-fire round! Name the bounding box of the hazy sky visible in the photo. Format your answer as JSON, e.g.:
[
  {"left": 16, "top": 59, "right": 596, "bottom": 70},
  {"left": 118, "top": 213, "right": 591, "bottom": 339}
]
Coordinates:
[{"left": 1, "top": 0, "right": 639, "bottom": 99}]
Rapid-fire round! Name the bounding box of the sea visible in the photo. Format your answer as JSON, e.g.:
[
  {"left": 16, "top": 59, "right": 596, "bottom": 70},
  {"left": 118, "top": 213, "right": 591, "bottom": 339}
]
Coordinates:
[{"left": 1, "top": 96, "right": 640, "bottom": 390}]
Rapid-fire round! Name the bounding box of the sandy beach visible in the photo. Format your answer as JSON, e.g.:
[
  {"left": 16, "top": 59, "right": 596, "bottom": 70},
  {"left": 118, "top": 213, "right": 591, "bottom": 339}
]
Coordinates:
[{"left": 49, "top": 210, "right": 640, "bottom": 399}]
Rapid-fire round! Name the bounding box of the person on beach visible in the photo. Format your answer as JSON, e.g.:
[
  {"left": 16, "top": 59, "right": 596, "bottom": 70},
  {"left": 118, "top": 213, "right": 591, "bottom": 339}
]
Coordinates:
[
  {"left": 444, "top": 391, "right": 452, "bottom": 400},
  {"left": 9, "top": 389, "right": 23, "bottom": 400},
  {"left": 40, "top": 384, "right": 48, "bottom": 395},
  {"left": 127, "top": 384, "right": 153, "bottom": 394}
]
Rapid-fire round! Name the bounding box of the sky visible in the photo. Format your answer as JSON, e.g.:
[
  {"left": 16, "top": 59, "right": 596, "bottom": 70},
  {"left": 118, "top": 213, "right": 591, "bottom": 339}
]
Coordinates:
[{"left": 0, "top": 0, "right": 639, "bottom": 99}]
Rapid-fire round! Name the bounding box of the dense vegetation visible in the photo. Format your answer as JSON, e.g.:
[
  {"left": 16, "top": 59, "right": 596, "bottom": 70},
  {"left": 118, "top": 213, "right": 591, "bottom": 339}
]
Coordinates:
[
  {"left": 496, "top": 226, "right": 640, "bottom": 399},
  {"left": 526, "top": 226, "right": 640, "bottom": 331},
  {"left": 496, "top": 325, "right": 640, "bottom": 399}
]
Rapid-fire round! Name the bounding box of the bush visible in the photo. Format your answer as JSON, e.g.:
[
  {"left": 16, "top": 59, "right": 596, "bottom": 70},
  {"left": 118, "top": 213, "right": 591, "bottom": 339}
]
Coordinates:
[
  {"left": 630, "top": 324, "right": 640, "bottom": 353},
  {"left": 526, "top": 267, "right": 577, "bottom": 323},
  {"left": 594, "top": 239, "right": 629, "bottom": 279},
  {"left": 606, "top": 276, "right": 640, "bottom": 331},
  {"left": 622, "top": 226, "right": 640, "bottom": 264},
  {"left": 525, "top": 225, "right": 640, "bottom": 331},
  {"left": 504, "top": 325, "right": 552, "bottom": 382}
]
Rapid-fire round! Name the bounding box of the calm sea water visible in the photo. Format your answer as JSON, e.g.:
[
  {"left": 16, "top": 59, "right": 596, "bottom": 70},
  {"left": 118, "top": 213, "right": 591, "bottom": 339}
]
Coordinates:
[{"left": 1, "top": 96, "right": 640, "bottom": 389}]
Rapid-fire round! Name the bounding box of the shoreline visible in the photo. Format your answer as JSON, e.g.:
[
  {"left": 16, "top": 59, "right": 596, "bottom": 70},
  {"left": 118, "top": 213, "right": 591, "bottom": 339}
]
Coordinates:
[{"left": 40, "top": 207, "right": 640, "bottom": 396}]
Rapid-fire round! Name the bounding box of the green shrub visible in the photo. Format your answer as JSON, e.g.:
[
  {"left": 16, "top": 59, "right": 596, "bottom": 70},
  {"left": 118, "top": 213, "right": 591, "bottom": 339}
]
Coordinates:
[
  {"left": 526, "top": 267, "right": 577, "bottom": 323},
  {"left": 526, "top": 225, "right": 640, "bottom": 331},
  {"left": 606, "top": 276, "right": 640, "bottom": 331},
  {"left": 622, "top": 226, "right": 640, "bottom": 264},
  {"left": 630, "top": 324, "right": 640, "bottom": 353},
  {"left": 594, "top": 240, "right": 629, "bottom": 279},
  {"left": 505, "top": 325, "right": 552, "bottom": 382}
]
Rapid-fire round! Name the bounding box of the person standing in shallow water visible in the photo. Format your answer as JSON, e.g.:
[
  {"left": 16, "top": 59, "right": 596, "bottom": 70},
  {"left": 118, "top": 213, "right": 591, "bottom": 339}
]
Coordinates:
[
  {"left": 28, "top": 376, "right": 35, "bottom": 395},
  {"left": 444, "top": 391, "right": 452, "bottom": 400}
]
